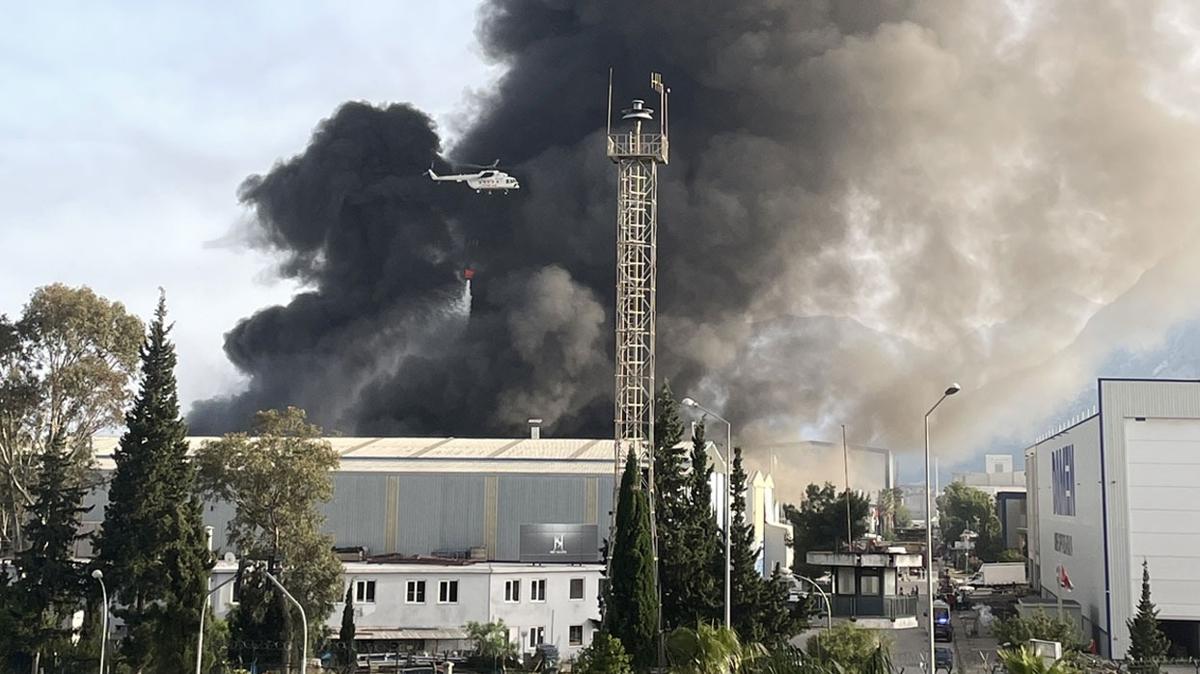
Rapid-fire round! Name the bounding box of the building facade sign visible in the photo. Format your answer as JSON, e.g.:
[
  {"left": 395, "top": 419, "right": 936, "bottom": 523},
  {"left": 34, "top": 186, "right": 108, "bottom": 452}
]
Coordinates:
[
  {"left": 1054, "top": 532, "right": 1073, "bottom": 556},
  {"left": 1052, "top": 444, "right": 1076, "bottom": 516},
  {"left": 519, "top": 524, "right": 599, "bottom": 563}
]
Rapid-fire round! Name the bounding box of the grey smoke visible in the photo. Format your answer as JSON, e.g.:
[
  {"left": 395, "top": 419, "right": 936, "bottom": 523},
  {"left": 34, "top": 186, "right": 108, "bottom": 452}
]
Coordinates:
[{"left": 193, "top": 0, "right": 1200, "bottom": 466}]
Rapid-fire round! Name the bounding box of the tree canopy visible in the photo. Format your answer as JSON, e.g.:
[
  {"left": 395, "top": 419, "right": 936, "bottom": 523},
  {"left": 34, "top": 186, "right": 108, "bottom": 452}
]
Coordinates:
[
  {"left": 805, "top": 623, "right": 892, "bottom": 672},
  {"left": 937, "top": 482, "right": 1003, "bottom": 562},
  {"left": 573, "top": 632, "right": 633, "bottom": 674},
  {"left": 2, "top": 434, "right": 90, "bottom": 669},
  {"left": 785, "top": 482, "right": 870, "bottom": 577},
  {"left": 195, "top": 407, "right": 342, "bottom": 668},
  {"left": 0, "top": 284, "right": 142, "bottom": 552},
  {"left": 993, "top": 611, "right": 1082, "bottom": 652}
]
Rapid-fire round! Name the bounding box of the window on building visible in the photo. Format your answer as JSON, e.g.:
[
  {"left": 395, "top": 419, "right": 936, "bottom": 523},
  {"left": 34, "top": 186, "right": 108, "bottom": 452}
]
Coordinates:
[
  {"left": 528, "top": 626, "right": 545, "bottom": 649},
  {"left": 505, "top": 579, "right": 521, "bottom": 603},
  {"left": 406, "top": 580, "right": 426, "bottom": 604},
  {"left": 530, "top": 579, "right": 546, "bottom": 602},
  {"left": 439, "top": 580, "right": 459, "bottom": 604},
  {"left": 569, "top": 625, "right": 584, "bottom": 646},
  {"left": 859, "top": 571, "right": 882, "bottom": 596},
  {"left": 569, "top": 578, "right": 585, "bottom": 600},
  {"left": 355, "top": 580, "right": 377, "bottom": 603}
]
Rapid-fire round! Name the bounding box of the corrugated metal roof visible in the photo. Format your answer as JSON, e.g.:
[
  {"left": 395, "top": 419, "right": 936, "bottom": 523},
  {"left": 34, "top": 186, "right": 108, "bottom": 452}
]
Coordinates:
[{"left": 90, "top": 436, "right": 616, "bottom": 474}]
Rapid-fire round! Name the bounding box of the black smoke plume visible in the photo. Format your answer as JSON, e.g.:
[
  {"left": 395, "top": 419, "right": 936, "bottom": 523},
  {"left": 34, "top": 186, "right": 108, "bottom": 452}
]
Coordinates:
[{"left": 193, "top": 0, "right": 1200, "bottom": 458}]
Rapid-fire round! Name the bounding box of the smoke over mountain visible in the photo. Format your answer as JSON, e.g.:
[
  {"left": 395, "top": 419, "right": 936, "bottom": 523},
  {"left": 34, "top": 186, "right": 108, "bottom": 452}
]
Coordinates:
[{"left": 192, "top": 0, "right": 1200, "bottom": 458}]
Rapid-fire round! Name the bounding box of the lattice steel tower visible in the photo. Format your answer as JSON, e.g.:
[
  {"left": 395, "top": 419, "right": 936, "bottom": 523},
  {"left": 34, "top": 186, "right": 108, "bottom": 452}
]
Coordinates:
[
  {"left": 606, "top": 68, "right": 670, "bottom": 663},
  {"left": 607, "top": 71, "right": 669, "bottom": 478}
]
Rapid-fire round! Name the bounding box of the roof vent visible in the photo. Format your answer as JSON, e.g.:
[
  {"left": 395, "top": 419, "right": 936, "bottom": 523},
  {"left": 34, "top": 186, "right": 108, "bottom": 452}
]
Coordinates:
[{"left": 528, "top": 418, "right": 543, "bottom": 440}]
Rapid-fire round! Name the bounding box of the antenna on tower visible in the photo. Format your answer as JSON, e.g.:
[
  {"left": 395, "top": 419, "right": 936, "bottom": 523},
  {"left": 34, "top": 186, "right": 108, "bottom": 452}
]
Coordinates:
[{"left": 606, "top": 68, "right": 613, "bottom": 138}]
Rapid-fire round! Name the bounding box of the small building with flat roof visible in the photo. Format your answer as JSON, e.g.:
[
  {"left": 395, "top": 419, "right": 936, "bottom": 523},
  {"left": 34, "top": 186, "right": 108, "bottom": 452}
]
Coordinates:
[{"left": 806, "top": 549, "right": 922, "bottom": 628}]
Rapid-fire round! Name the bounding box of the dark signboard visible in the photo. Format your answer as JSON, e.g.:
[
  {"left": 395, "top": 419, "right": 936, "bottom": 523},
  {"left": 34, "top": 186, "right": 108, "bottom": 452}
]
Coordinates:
[{"left": 519, "top": 523, "right": 600, "bottom": 563}]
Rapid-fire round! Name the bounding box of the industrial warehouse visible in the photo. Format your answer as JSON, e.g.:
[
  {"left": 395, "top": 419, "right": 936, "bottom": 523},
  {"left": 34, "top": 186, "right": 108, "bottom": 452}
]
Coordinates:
[
  {"left": 1026, "top": 378, "right": 1200, "bottom": 659},
  {"left": 81, "top": 428, "right": 797, "bottom": 658}
]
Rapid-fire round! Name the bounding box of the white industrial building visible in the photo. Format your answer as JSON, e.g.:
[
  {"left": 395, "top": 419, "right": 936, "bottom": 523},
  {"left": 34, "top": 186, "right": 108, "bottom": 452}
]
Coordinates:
[
  {"left": 952, "top": 454, "right": 1026, "bottom": 498},
  {"left": 1026, "top": 379, "right": 1200, "bottom": 659}
]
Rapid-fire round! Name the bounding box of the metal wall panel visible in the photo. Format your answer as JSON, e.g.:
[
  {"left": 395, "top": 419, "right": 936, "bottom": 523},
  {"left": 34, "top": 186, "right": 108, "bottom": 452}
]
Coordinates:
[
  {"left": 395, "top": 474, "right": 486, "bottom": 555},
  {"left": 496, "top": 476, "right": 588, "bottom": 560},
  {"left": 83, "top": 467, "right": 618, "bottom": 562},
  {"left": 322, "top": 473, "right": 390, "bottom": 553}
]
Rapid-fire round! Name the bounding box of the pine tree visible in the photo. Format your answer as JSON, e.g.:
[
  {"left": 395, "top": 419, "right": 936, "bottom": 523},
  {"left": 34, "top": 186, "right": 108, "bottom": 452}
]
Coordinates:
[
  {"left": 338, "top": 584, "right": 357, "bottom": 673},
  {"left": 757, "top": 566, "right": 805, "bottom": 648},
  {"left": 1127, "top": 560, "right": 1170, "bottom": 665},
  {"left": 97, "top": 293, "right": 212, "bottom": 672},
  {"left": 606, "top": 449, "right": 660, "bottom": 670},
  {"left": 726, "top": 447, "right": 800, "bottom": 646},
  {"left": 11, "top": 433, "right": 90, "bottom": 667}
]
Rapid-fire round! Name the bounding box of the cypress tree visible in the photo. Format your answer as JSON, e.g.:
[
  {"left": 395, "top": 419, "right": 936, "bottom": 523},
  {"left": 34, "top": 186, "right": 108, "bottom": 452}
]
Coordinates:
[
  {"left": 728, "top": 447, "right": 762, "bottom": 643},
  {"left": 606, "top": 449, "right": 659, "bottom": 670},
  {"left": 682, "top": 420, "right": 722, "bottom": 625},
  {"left": 1127, "top": 560, "right": 1170, "bottom": 665},
  {"left": 98, "top": 293, "right": 212, "bottom": 672},
  {"left": 652, "top": 383, "right": 696, "bottom": 630},
  {"left": 11, "top": 433, "right": 90, "bottom": 668},
  {"left": 338, "top": 584, "right": 357, "bottom": 673}
]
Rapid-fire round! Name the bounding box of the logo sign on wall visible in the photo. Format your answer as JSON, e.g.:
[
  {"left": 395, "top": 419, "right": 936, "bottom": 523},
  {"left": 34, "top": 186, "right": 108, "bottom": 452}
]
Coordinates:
[
  {"left": 519, "top": 524, "right": 599, "bottom": 563},
  {"left": 1052, "top": 444, "right": 1076, "bottom": 516}
]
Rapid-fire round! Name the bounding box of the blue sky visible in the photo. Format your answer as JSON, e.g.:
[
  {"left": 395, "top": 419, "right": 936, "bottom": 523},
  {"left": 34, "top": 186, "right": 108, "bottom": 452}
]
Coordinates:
[{"left": 0, "top": 1, "right": 497, "bottom": 406}]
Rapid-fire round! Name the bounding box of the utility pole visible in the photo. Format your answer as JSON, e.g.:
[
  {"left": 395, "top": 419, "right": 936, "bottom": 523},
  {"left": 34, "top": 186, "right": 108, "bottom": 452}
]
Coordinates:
[{"left": 842, "top": 424, "right": 852, "bottom": 549}]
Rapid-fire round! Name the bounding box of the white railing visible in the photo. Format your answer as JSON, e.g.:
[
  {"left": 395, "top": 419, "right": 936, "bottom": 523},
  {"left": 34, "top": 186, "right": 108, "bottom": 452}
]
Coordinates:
[{"left": 607, "top": 134, "right": 668, "bottom": 160}]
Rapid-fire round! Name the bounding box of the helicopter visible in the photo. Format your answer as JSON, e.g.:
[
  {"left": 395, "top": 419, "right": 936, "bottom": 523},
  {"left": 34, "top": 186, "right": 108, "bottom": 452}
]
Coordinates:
[{"left": 427, "top": 160, "right": 520, "bottom": 194}]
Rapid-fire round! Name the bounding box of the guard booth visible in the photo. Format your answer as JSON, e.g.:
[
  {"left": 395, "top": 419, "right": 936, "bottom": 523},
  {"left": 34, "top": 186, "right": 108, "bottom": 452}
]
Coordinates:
[{"left": 806, "top": 549, "right": 923, "bottom": 628}]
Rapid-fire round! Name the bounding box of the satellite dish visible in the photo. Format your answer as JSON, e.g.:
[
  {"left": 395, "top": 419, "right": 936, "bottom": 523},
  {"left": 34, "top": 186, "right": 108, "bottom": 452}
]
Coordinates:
[{"left": 223, "top": 551, "right": 237, "bottom": 563}]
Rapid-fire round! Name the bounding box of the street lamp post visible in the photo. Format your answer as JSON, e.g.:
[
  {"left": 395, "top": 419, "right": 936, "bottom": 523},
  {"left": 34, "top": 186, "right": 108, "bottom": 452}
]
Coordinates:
[
  {"left": 924, "top": 383, "right": 960, "bottom": 674},
  {"left": 793, "top": 575, "right": 832, "bottom": 630},
  {"left": 260, "top": 566, "right": 308, "bottom": 674},
  {"left": 681, "top": 397, "right": 732, "bottom": 631},
  {"left": 91, "top": 569, "right": 107, "bottom": 674},
  {"left": 196, "top": 573, "right": 239, "bottom": 674}
]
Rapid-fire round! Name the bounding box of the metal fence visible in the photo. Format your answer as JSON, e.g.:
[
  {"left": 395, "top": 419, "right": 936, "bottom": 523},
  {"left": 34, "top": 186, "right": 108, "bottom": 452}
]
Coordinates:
[{"left": 830, "top": 594, "right": 919, "bottom": 619}]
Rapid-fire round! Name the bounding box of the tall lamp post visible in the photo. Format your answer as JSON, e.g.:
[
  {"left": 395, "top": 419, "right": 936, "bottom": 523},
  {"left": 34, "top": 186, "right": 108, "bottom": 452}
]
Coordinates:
[
  {"left": 924, "top": 383, "right": 960, "bottom": 674},
  {"left": 91, "top": 569, "right": 108, "bottom": 674},
  {"left": 196, "top": 573, "right": 239, "bottom": 674},
  {"left": 681, "top": 397, "right": 732, "bottom": 630}
]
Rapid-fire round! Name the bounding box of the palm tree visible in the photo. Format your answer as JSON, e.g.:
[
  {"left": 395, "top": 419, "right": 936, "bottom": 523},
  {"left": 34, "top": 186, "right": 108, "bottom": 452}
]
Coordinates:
[
  {"left": 666, "top": 624, "right": 750, "bottom": 674},
  {"left": 998, "top": 646, "right": 1078, "bottom": 674}
]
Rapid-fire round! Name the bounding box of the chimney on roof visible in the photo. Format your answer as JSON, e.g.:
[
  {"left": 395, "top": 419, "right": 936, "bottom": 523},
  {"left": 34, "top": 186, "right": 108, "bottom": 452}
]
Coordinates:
[{"left": 528, "top": 418, "right": 543, "bottom": 440}]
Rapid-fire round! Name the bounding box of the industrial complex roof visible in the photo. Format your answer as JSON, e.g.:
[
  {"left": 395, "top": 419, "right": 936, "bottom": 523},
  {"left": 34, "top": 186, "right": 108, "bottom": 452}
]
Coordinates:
[{"left": 91, "top": 436, "right": 617, "bottom": 475}]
